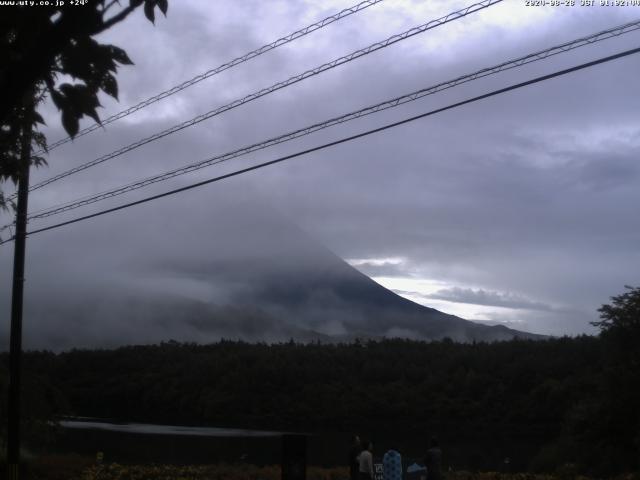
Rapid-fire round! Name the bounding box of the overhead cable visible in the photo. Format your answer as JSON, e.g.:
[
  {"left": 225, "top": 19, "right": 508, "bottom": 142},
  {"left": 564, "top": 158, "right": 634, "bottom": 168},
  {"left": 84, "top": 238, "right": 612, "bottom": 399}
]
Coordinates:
[
  {"left": 37, "top": 0, "right": 388, "bottom": 154},
  {"left": 24, "top": 0, "right": 503, "bottom": 195},
  {"left": 24, "top": 19, "right": 640, "bottom": 221},
  {"left": 0, "top": 45, "right": 636, "bottom": 245}
]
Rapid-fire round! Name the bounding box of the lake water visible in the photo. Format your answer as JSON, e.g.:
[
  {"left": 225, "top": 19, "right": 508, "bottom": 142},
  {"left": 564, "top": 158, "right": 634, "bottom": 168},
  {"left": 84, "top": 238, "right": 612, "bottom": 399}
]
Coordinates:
[
  {"left": 55, "top": 418, "right": 344, "bottom": 466},
  {"left": 55, "top": 418, "right": 539, "bottom": 470},
  {"left": 60, "top": 418, "right": 284, "bottom": 437}
]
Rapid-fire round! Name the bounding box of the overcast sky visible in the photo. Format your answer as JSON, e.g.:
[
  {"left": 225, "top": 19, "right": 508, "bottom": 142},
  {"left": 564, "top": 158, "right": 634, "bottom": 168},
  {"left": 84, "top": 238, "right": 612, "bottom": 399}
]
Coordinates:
[{"left": 2, "top": 0, "right": 640, "bottom": 343}]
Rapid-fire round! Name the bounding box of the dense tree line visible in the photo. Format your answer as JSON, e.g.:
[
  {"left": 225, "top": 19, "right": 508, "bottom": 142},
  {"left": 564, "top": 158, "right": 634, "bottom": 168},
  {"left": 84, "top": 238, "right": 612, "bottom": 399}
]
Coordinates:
[
  {"left": 65, "top": 338, "right": 599, "bottom": 434},
  {"left": 1, "top": 287, "right": 638, "bottom": 475},
  {"left": 0, "top": 335, "right": 633, "bottom": 474}
]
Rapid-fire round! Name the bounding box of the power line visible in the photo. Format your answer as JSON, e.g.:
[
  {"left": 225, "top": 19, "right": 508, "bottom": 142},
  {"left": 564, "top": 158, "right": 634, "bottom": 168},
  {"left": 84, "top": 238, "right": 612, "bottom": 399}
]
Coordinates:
[
  {"left": 1, "top": 45, "right": 636, "bottom": 245},
  {"left": 37, "top": 0, "right": 387, "bottom": 155},
  {"left": 23, "top": 0, "right": 502, "bottom": 195},
  {"left": 23, "top": 18, "right": 640, "bottom": 222}
]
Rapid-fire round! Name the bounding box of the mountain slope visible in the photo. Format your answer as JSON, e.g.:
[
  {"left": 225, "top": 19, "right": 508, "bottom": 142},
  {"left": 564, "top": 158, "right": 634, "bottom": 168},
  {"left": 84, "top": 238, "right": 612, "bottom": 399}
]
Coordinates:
[{"left": 1, "top": 192, "right": 541, "bottom": 350}]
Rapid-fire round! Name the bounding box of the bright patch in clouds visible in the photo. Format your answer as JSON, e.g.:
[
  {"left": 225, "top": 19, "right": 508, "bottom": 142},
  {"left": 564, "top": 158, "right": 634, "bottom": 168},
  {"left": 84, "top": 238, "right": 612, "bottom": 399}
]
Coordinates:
[
  {"left": 370, "top": 275, "right": 505, "bottom": 321},
  {"left": 346, "top": 263, "right": 539, "bottom": 329},
  {"left": 347, "top": 257, "right": 405, "bottom": 267}
]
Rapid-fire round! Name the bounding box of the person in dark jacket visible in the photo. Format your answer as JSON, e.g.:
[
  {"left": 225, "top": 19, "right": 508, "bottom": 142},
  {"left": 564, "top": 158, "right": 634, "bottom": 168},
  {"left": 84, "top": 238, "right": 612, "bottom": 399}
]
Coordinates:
[
  {"left": 424, "top": 437, "right": 442, "bottom": 480},
  {"left": 349, "top": 435, "right": 362, "bottom": 480}
]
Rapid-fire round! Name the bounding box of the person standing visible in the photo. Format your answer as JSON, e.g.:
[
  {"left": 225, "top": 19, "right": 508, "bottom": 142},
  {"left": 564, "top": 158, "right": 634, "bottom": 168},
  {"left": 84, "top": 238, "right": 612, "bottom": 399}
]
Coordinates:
[
  {"left": 382, "top": 447, "right": 402, "bottom": 480},
  {"left": 359, "top": 439, "right": 375, "bottom": 480},
  {"left": 349, "top": 435, "right": 362, "bottom": 480},
  {"left": 424, "top": 437, "right": 442, "bottom": 480}
]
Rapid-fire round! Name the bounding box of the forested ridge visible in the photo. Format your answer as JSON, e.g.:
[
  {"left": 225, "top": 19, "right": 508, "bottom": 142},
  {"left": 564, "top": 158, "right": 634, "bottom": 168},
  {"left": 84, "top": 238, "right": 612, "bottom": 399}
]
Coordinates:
[
  {"left": 44, "top": 338, "right": 599, "bottom": 431},
  {"left": 2, "top": 333, "right": 638, "bottom": 475}
]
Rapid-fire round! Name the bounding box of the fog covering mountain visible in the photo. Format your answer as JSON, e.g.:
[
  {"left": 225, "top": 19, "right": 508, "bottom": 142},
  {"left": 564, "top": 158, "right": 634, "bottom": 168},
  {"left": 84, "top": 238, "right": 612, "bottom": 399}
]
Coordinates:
[{"left": 0, "top": 186, "right": 540, "bottom": 351}]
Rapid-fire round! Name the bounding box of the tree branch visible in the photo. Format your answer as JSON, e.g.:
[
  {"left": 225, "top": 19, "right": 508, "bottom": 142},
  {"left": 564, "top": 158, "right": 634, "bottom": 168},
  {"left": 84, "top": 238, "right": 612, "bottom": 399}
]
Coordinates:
[
  {"left": 99, "top": 4, "right": 136, "bottom": 33},
  {"left": 102, "top": 0, "right": 121, "bottom": 16}
]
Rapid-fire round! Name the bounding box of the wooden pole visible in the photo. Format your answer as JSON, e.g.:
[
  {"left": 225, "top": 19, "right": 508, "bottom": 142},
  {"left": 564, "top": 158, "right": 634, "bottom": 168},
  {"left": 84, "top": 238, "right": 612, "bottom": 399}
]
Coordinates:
[{"left": 7, "top": 111, "right": 32, "bottom": 480}]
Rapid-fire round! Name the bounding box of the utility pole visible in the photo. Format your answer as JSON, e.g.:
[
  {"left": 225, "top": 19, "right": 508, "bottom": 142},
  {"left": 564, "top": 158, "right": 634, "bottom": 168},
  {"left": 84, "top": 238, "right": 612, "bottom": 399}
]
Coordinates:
[{"left": 7, "top": 108, "right": 32, "bottom": 480}]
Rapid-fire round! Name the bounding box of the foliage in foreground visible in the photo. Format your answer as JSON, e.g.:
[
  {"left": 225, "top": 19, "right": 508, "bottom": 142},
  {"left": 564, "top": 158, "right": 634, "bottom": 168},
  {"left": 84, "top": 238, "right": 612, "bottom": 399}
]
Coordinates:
[
  {"left": 0, "top": 0, "right": 169, "bottom": 212},
  {"left": 74, "top": 462, "right": 345, "bottom": 480},
  {"left": 78, "top": 463, "right": 284, "bottom": 480},
  {"left": 49, "top": 462, "right": 640, "bottom": 480}
]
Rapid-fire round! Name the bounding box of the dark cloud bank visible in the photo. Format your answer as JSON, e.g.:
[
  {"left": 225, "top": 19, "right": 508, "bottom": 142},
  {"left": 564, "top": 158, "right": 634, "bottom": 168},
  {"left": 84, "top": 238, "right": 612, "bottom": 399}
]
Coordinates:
[
  {"left": 2, "top": 2, "right": 639, "bottom": 348},
  {"left": 0, "top": 186, "right": 542, "bottom": 351}
]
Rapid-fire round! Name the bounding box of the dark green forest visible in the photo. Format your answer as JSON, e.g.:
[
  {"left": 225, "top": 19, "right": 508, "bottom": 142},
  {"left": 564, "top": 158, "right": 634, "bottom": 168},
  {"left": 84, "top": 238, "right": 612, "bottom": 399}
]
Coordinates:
[
  {"left": 1, "top": 288, "right": 639, "bottom": 475},
  {"left": 0, "top": 335, "right": 636, "bottom": 475}
]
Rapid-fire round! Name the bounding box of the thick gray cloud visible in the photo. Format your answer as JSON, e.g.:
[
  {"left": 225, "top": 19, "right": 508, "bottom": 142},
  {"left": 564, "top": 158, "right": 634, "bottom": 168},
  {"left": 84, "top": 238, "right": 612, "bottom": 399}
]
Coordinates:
[{"left": 2, "top": 0, "right": 640, "bottom": 348}]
